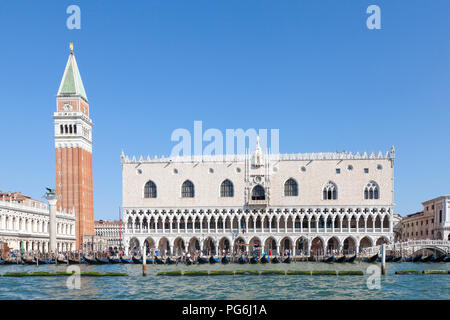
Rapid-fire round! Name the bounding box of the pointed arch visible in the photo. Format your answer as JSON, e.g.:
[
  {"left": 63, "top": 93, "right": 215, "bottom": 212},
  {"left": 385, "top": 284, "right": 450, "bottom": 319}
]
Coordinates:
[
  {"left": 323, "top": 181, "right": 338, "bottom": 200},
  {"left": 220, "top": 179, "right": 234, "bottom": 197},
  {"left": 144, "top": 180, "right": 157, "bottom": 198},
  {"left": 181, "top": 180, "right": 195, "bottom": 198},
  {"left": 364, "top": 181, "right": 379, "bottom": 199},
  {"left": 284, "top": 178, "right": 298, "bottom": 196}
]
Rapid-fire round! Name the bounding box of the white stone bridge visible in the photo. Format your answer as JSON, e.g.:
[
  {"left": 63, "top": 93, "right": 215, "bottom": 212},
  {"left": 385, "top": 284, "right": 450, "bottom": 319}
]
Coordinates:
[{"left": 364, "top": 240, "right": 450, "bottom": 257}]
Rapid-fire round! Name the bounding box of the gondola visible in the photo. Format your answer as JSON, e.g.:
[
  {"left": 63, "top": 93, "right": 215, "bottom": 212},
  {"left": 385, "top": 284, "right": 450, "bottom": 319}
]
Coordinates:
[
  {"left": 4, "top": 258, "right": 20, "bottom": 265},
  {"left": 68, "top": 258, "right": 85, "bottom": 264},
  {"left": 412, "top": 255, "right": 422, "bottom": 263},
  {"left": 23, "top": 258, "right": 36, "bottom": 265},
  {"left": 120, "top": 257, "right": 133, "bottom": 264},
  {"left": 392, "top": 256, "right": 402, "bottom": 262},
  {"left": 57, "top": 258, "right": 67, "bottom": 264},
  {"left": 366, "top": 254, "right": 378, "bottom": 263},
  {"left": 238, "top": 256, "right": 248, "bottom": 264},
  {"left": 221, "top": 256, "right": 230, "bottom": 264},
  {"left": 323, "top": 256, "right": 335, "bottom": 263},
  {"left": 185, "top": 258, "right": 193, "bottom": 265},
  {"left": 431, "top": 255, "right": 445, "bottom": 262},
  {"left": 307, "top": 256, "right": 316, "bottom": 262},
  {"left": 108, "top": 257, "right": 121, "bottom": 264},
  {"left": 84, "top": 257, "right": 100, "bottom": 265},
  {"left": 209, "top": 256, "right": 219, "bottom": 264},
  {"left": 282, "top": 256, "right": 291, "bottom": 264},
  {"left": 154, "top": 257, "right": 164, "bottom": 265},
  {"left": 260, "top": 255, "right": 269, "bottom": 264},
  {"left": 271, "top": 256, "right": 280, "bottom": 264},
  {"left": 404, "top": 256, "right": 413, "bottom": 262},
  {"left": 385, "top": 255, "right": 393, "bottom": 262},
  {"left": 132, "top": 256, "right": 143, "bottom": 264},
  {"left": 197, "top": 257, "right": 209, "bottom": 264},
  {"left": 420, "top": 255, "right": 434, "bottom": 263},
  {"left": 0, "top": 259, "right": 4, "bottom": 265},
  {"left": 335, "top": 256, "right": 345, "bottom": 263},
  {"left": 95, "top": 257, "right": 110, "bottom": 264},
  {"left": 165, "top": 257, "right": 176, "bottom": 265},
  {"left": 344, "top": 254, "right": 357, "bottom": 263},
  {"left": 249, "top": 256, "right": 258, "bottom": 264},
  {"left": 443, "top": 255, "right": 450, "bottom": 262}
]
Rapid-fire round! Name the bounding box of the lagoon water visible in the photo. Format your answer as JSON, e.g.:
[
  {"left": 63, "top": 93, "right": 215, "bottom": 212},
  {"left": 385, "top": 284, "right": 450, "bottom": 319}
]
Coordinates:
[{"left": 0, "top": 262, "right": 448, "bottom": 300}]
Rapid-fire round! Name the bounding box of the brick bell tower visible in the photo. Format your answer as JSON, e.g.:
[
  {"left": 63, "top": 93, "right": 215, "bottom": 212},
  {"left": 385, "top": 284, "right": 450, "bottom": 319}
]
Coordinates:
[{"left": 54, "top": 44, "right": 94, "bottom": 249}]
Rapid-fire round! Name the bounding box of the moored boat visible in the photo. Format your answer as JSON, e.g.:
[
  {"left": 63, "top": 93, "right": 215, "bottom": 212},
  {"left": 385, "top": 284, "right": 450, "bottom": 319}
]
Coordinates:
[
  {"left": 165, "top": 257, "right": 176, "bottom": 265},
  {"left": 154, "top": 257, "right": 164, "bottom": 265},
  {"left": 95, "top": 257, "right": 110, "bottom": 264},
  {"left": 23, "top": 257, "right": 36, "bottom": 265},
  {"left": 108, "top": 257, "right": 121, "bottom": 264},
  {"left": 84, "top": 257, "right": 100, "bottom": 264},
  {"left": 323, "top": 256, "right": 335, "bottom": 263},
  {"left": 197, "top": 257, "right": 209, "bottom": 264},
  {"left": 344, "top": 254, "right": 357, "bottom": 263},
  {"left": 69, "top": 258, "right": 85, "bottom": 264},
  {"left": 132, "top": 256, "right": 142, "bottom": 264},
  {"left": 282, "top": 256, "right": 291, "bottom": 264},
  {"left": 209, "top": 256, "right": 219, "bottom": 264},
  {"left": 221, "top": 256, "right": 230, "bottom": 264},
  {"left": 249, "top": 256, "right": 258, "bottom": 264},
  {"left": 385, "top": 255, "right": 393, "bottom": 262},
  {"left": 366, "top": 254, "right": 378, "bottom": 263},
  {"left": 260, "top": 255, "right": 269, "bottom": 264},
  {"left": 443, "top": 255, "right": 450, "bottom": 262},
  {"left": 271, "top": 256, "right": 280, "bottom": 264},
  {"left": 404, "top": 256, "right": 413, "bottom": 262},
  {"left": 185, "top": 258, "right": 193, "bottom": 265},
  {"left": 120, "top": 257, "right": 133, "bottom": 264},
  {"left": 335, "top": 256, "right": 345, "bottom": 263},
  {"left": 392, "top": 256, "right": 402, "bottom": 262},
  {"left": 420, "top": 255, "right": 433, "bottom": 263},
  {"left": 412, "top": 255, "right": 422, "bottom": 262},
  {"left": 238, "top": 256, "right": 248, "bottom": 264}
]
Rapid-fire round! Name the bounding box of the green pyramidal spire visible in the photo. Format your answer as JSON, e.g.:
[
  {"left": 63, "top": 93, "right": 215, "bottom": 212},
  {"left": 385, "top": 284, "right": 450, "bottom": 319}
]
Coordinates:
[{"left": 57, "top": 44, "right": 88, "bottom": 101}]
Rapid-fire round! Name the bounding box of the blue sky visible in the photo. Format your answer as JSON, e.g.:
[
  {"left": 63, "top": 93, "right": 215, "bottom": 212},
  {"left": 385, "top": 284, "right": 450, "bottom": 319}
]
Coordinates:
[{"left": 0, "top": 1, "right": 449, "bottom": 220}]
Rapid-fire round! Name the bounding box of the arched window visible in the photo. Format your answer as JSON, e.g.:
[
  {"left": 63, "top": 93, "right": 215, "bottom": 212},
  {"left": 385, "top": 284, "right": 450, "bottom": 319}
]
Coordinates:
[
  {"left": 284, "top": 178, "right": 298, "bottom": 196},
  {"left": 181, "top": 180, "right": 195, "bottom": 198},
  {"left": 251, "top": 185, "right": 265, "bottom": 200},
  {"left": 220, "top": 179, "right": 234, "bottom": 197},
  {"left": 323, "top": 181, "right": 337, "bottom": 200},
  {"left": 364, "top": 181, "right": 379, "bottom": 199},
  {"left": 144, "top": 180, "right": 157, "bottom": 198}
]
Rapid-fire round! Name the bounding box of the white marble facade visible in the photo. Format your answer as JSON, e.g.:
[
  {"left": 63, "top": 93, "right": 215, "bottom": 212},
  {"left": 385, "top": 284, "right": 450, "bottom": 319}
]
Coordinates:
[
  {"left": 122, "top": 144, "right": 396, "bottom": 257},
  {"left": 0, "top": 198, "right": 76, "bottom": 252}
]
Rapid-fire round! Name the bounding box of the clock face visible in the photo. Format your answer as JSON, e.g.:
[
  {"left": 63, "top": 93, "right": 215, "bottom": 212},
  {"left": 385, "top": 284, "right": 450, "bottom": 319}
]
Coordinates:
[{"left": 63, "top": 103, "right": 72, "bottom": 111}]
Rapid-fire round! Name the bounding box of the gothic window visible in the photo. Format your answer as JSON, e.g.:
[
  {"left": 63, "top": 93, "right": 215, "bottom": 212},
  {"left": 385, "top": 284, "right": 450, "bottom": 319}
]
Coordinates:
[
  {"left": 251, "top": 185, "right": 265, "bottom": 200},
  {"left": 74, "top": 125, "right": 77, "bottom": 134},
  {"left": 284, "top": 178, "right": 298, "bottom": 197},
  {"left": 181, "top": 180, "right": 195, "bottom": 198},
  {"left": 323, "top": 181, "right": 337, "bottom": 200},
  {"left": 60, "top": 125, "right": 63, "bottom": 134},
  {"left": 220, "top": 179, "right": 234, "bottom": 197},
  {"left": 364, "top": 181, "right": 379, "bottom": 199},
  {"left": 144, "top": 180, "right": 157, "bottom": 198}
]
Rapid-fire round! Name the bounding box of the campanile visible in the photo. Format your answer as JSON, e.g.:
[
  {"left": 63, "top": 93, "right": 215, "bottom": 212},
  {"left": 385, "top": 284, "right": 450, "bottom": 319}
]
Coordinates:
[{"left": 54, "top": 44, "right": 94, "bottom": 249}]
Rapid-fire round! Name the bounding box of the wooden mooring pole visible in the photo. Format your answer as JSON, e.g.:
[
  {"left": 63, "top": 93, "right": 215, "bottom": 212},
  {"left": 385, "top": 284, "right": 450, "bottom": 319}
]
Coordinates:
[
  {"left": 142, "top": 245, "right": 147, "bottom": 276},
  {"left": 381, "top": 244, "right": 386, "bottom": 275}
]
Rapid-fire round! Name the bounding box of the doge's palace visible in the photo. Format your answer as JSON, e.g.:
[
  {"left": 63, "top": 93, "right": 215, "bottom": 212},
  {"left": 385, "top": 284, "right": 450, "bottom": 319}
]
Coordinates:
[{"left": 122, "top": 140, "right": 395, "bottom": 257}]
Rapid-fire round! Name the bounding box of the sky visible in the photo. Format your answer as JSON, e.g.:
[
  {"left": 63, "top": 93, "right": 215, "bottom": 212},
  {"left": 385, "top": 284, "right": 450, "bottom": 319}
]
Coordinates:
[{"left": 0, "top": 0, "right": 449, "bottom": 220}]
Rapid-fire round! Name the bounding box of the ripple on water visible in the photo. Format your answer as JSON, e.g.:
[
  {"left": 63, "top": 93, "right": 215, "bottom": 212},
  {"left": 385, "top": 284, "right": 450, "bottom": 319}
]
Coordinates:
[{"left": 0, "top": 262, "right": 448, "bottom": 299}]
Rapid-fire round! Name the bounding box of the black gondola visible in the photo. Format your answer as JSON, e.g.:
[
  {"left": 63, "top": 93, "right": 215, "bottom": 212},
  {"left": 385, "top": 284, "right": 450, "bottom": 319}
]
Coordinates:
[
  {"left": 209, "top": 256, "right": 219, "bottom": 264},
  {"left": 57, "top": 258, "right": 67, "bottom": 264},
  {"left": 282, "top": 256, "right": 291, "bottom": 264},
  {"left": 96, "top": 257, "right": 110, "bottom": 264},
  {"left": 323, "top": 256, "right": 335, "bottom": 263},
  {"left": 307, "top": 256, "right": 316, "bottom": 262},
  {"left": 420, "top": 255, "right": 434, "bottom": 262},
  {"left": 271, "top": 256, "right": 280, "bottom": 264},
  {"left": 132, "top": 256, "right": 142, "bottom": 264},
  {"left": 186, "top": 258, "right": 193, "bottom": 265},
  {"left": 68, "top": 258, "right": 85, "bottom": 264},
  {"left": 23, "top": 258, "right": 36, "bottom": 265},
  {"left": 238, "top": 256, "right": 248, "bottom": 264},
  {"left": 249, "top": 256, "right": 258, "bottom": 264},
  {"left": 260, "top": 256, "right": 269, "bottom": 264},
  {"left": 443, "top": 255, "right": 450, "bottom": 262},
  {"left": 154, "top": 257, "right": 165, "bottom": 265},
  {"left": 335, "top": 256, "right": 345, "bottom": 263},
  {"left": 412, "top": 255, "right": 422, "bottom": 262},
  {"left": 221, "top": 256, "right": 230, "bottom": 264},
  {"left": 385, "top": 255, "right": 393, "bottom": 262},
  {"left": 366, "top": 254, "right": 378, "bottom": 263},
  {"left": 392, "top": 256, "right": 402, "bottom": 262},
  {"left": 404, "top": 256, "right": 413, "bottom": 262},
  {"left": 344, "top": 254, "right": 357, "bottom": 263},
  {"left": 120, "top": 257, "right": 133, "bottom": 264},
  {"left": 84, "top": 257, "right": 99, "bottom": 264},
  {"left": 108, "top": 257, "right": 121, "bottom": 264},
  {"left": 165, "top": 257, "right": 176, "bottom": 265},
  {"left": 197, "top": 257, "right": 209, "bottom": 264}
]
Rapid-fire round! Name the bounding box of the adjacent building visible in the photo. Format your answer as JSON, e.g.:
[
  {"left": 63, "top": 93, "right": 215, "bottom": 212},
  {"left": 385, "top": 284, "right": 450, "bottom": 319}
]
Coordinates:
[
  {"left": 401, "top": 195, "right": 450, "bottom": 241},
  {"left": 94, "top": 220, "right": 124, "bottom": 250},
  {"left": 0, "top": 191, "right": 76, "bottom": 252},
  {"left": 122, "top": 142, "right": 396, "bottom": 257}
]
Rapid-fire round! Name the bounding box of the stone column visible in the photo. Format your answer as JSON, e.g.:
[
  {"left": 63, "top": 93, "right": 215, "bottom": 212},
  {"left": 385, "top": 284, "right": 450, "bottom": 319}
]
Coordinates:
[{"left": 45, "top": 195, "right": 59, "bottom": 253}]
